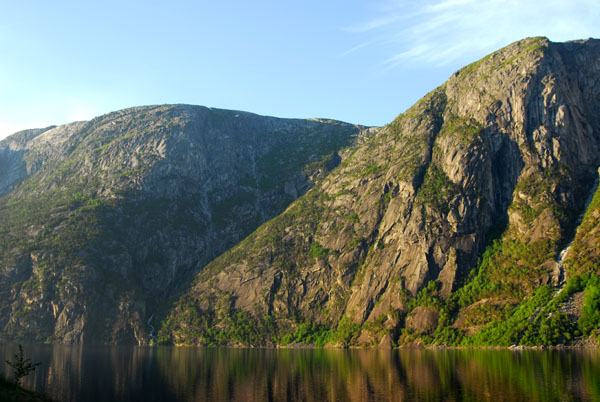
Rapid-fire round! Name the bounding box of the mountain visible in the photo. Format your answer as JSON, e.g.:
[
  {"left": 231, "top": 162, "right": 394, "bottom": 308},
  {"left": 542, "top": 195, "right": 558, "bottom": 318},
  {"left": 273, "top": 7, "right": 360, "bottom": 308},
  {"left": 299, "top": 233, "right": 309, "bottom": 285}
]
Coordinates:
[
  {"left": 2, "top": 37, "right": 600, "bottom": 348},
  {"left": 0, "top": 105, "right": 364, "bottom": 343},
  {"left": 158, "top": 37, "right": 600, "bottom": 347}
]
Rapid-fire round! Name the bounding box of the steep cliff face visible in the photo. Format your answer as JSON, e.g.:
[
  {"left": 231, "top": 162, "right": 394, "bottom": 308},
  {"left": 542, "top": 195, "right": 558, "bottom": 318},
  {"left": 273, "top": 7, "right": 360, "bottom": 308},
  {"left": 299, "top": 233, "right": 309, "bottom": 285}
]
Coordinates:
[
  {"left": 0, "top": 105, "right": 364, "bottom": 343},
  {"left": 159, "top": 38, "right": 600, "bottom": 347}
]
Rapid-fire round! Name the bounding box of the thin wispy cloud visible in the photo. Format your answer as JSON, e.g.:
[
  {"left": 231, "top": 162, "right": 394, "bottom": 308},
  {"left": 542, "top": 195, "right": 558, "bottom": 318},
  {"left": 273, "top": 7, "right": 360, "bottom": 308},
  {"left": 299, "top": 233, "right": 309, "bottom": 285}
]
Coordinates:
[
  {"left": 345, "top": 15, "right": 403, "bottom": 33},
  {"left": 339, "top": 40, "right": 376, "bottom": 57},
  {"left": 345, "top": 0, "right": 600, "bottom": 70}
]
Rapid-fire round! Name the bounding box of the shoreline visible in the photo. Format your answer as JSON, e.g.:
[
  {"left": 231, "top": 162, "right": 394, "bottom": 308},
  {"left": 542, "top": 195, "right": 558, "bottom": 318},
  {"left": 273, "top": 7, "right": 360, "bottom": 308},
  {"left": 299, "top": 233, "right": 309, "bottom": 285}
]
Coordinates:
[{"left": 2, "top": 340, "right": 598, "bottom": 350}]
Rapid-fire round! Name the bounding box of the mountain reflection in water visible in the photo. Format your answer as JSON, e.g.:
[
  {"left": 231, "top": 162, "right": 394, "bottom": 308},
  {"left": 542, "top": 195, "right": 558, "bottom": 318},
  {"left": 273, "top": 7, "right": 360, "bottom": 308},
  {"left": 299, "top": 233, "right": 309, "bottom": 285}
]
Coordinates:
[{"left": 1, "top": 344, "right": 599, "bottom": 402}]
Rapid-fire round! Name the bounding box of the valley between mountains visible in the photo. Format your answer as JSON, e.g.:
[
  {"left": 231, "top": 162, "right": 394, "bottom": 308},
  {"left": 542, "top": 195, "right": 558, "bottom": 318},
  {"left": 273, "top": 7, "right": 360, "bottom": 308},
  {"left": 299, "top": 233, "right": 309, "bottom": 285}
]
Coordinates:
[{"left": 1, "top": 37, "right": 600, "bottom": 347}]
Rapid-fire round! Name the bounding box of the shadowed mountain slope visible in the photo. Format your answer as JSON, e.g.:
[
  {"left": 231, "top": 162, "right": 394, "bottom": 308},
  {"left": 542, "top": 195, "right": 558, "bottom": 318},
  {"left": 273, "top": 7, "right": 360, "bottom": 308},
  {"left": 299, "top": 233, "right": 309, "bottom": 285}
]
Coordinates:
[{"left": 0, "top": 105, "right": 364, "bottom": 343}]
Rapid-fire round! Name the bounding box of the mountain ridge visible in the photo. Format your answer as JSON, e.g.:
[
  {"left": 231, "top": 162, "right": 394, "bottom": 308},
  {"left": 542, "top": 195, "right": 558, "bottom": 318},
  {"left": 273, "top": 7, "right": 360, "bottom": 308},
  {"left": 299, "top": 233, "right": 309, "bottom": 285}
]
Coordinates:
[
  {"left": 0, "top": 104, "right": 365, "bottom": 343},
  {"left": 157, "top": 37, "right": 600, "bottom": 348}
]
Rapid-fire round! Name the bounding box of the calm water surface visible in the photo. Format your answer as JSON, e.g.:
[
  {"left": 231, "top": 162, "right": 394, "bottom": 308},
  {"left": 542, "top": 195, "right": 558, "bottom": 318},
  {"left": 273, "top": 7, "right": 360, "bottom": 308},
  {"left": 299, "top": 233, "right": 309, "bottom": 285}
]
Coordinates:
[{"left": 1, "top": 344, "right": 599, "bottom": 402}]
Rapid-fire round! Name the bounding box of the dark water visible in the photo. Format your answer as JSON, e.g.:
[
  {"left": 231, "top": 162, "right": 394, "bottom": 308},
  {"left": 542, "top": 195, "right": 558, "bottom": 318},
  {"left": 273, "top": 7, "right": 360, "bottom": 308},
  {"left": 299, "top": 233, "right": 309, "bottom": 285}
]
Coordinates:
[{"left": 1, "top": 344, "right": 599, "bottom": 402}]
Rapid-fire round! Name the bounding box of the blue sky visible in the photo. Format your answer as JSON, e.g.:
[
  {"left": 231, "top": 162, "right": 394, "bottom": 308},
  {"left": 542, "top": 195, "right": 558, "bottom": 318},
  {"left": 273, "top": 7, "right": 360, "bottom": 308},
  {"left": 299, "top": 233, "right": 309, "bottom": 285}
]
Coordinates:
[{"left": 1, "top": 0, "right": 599, "bottom": 139}]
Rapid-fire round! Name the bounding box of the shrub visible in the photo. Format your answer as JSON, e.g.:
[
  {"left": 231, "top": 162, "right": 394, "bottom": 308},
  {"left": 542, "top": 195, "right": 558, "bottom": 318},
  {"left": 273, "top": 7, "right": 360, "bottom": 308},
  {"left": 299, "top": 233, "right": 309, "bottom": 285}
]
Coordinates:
[
  {"left": 579, "top": 279, "right": 600, "bottom": 335},
  {"left": 4, "top": 345, "right": 40, "bottom": 385}
]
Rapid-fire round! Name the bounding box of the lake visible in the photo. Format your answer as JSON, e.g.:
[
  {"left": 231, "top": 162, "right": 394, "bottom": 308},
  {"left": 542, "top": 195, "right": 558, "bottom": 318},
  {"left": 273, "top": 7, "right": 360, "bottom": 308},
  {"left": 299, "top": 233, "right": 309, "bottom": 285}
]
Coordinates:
[{"left": 1, "top": 344, "right": 599, "bottom": 401}]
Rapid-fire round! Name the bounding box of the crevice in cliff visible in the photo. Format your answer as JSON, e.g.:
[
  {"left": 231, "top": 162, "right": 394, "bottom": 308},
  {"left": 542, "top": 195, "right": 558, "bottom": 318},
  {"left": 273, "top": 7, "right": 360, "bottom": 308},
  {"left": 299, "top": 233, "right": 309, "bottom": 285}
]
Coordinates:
[
  {"left": 266, "top": 271, "right": 283, "bottom": 316},
  {"left": 489, "top": 135, "right": 523, "bottom": 225}
]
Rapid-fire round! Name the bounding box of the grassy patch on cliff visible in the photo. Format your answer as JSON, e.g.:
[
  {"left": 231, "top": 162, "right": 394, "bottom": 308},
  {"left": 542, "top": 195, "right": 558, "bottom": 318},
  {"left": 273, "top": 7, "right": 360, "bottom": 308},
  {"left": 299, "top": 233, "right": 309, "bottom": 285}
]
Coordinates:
[
  {"left": 438, "top": 114, "right": 482, "bottom": 146},
  {"left": 417, "top": 165, "right": 460, "bottom": 214}
]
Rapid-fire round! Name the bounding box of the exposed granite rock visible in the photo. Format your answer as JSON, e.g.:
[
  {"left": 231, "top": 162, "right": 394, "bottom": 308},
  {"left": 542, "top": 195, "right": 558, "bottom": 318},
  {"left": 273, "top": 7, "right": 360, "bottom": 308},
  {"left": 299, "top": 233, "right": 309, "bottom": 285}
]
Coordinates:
[{"left": 405, "top": 307, "right": 439, "bottom": 334}]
